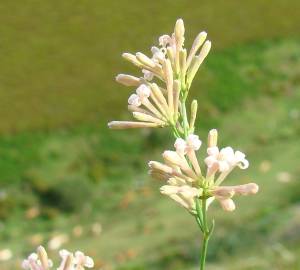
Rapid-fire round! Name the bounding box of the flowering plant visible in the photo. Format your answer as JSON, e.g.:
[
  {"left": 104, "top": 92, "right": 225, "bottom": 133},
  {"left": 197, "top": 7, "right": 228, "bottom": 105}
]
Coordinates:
[
  {"left": 108, "top": 19, "right": 259, "bottom": 269},
  {"left": 22, "top": 246, "right": 94, "bottom": 270}
]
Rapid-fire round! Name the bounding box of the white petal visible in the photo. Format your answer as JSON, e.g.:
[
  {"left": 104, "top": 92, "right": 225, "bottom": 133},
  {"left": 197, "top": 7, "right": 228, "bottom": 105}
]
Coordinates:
[
  {"left": 218, "top": 161, "right": 230, "bottom": 172},
  {"left": 174, "top": 138, "right": 187, "bottom": 155},
  {"left": 142, "top": 69, "right": 154, "bottom": 81},
  {"left": 186, "top": 134, "right": 202, "bottom": 151},
  {"left": 234, "top": 150, "right": 246, "bottom": 161},
  {"left": 84, "top": 256, "right": 94, "bottom": 268},
  {"left": 207, "top": 146, "right": 219, "bottom": 156},
  {"left": 238, "top": 158, "right": 249, "bottom": 169},
  {"left": 204, "top": 156, "right": 217, "bottom": 168},
  {"left": 59, "top": 249, "right": 71, "bottom": 258},
  {"left": 136, "top": 84, "right": 151, "bottom": 99},
  {"left": 128, "top": 94, "right": 141, "bottom": 107}
]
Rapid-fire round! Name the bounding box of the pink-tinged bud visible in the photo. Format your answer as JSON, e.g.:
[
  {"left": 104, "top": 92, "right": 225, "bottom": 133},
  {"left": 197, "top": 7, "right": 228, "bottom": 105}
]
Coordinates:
[
  {"left": 122, "top": 53, "right": 143, "bottom": 68},
  {"left": 174, "top": 18, "right": 185, "bottom": 48},
  {"left": 162, "top": 59, "right": 174, "bottom": 114},
  {"left": 37, "top": 246, "right": 51, "bottom": 270},
  {"left": 187, "top": 31, "right": 207, "bottom": 67},
  {"left": 173, "top": 80, "right": 180, "bottom": 118},
  {"left": 108, "top": 121, "right": 159, "bottom": 129},
  {"left": 162, "top": 151, "right": 184, "bottom": 167},
  {"left": 189, "top": 100, "right": 198, "bottom": 130},
  {"left": 148, "top": 161, "right": 173, "bottom": 174},
  {"left": 132, "top": 112, "right": 165, "bottom": 125},
  {"left": 116, "top": 74, "right": 141, "bottom": 86},
  {"left": 136, "top": 52, "right": 156, "bottom": 68},
  {"left": 211, "top": 187, "right": 235, "bottom": 199},
  {"left": 219, "top": 198, "right": 236, "bottom": 211},
  {"left": 232, "top": 183, "right": 259, "bottom": 195}
]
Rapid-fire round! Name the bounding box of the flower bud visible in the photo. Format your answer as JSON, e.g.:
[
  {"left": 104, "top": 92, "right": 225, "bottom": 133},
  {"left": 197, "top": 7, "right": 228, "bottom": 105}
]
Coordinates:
[
  {"left": 108, "top": 121, "right": 159, "bottom": 129},
  {"left": 132, "top": 112, "right": 165, "bottom": 125},
  {"left": 175, "top": 18, "right": 185, "bottom": 49},
  {"left": 116, "top": 74, "right": 141, "bottom": 86},
  {"left": 148, "top": 161, "right": 173, "bottom": 174},
  {"left": 37, "top": 246, "right": 50, "bottom": 270},
  {"left": 136, "top": 52, "right": 156, "bottom": 68},
  {"left": 208, "top": 129, "right": 218, "bottom": 147},
  {"left": 232, "top": 183, "right": 259, "bottom": 195},
  {"left": 162, "top": 59, "right": 174, "bottom": 113},
  {"left": 189, "top": 100, "right": 198, "bottom": 131},
  {"left": 219, "top": 198, "right": 236, "bottom": 212},
  {"left": 179, "top": 49, "right": 187, "bottom": 77},
  {"left": 122, "top": 53, "right": 143, "bottom": 68},
  {"left": 173, "top": 80, "right": 180, "bottom": 118},
  {"left": 186, "top": 31, "right": 207, "bottom": 67},
  {"left": 187, "top": 40, "right": 211, "bottom": 86}
]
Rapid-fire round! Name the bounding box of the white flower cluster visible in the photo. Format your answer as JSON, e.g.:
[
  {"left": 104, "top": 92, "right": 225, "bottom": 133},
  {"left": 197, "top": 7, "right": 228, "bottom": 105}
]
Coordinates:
[
  {"left": 108, "top": 19, "right": 211, "bottom": 130},
  {"left": 22, "top": 246, "right": 94, "bottom": 270},
  {"left": 149, "top": 129, "right": 258, "bottom": 212}
]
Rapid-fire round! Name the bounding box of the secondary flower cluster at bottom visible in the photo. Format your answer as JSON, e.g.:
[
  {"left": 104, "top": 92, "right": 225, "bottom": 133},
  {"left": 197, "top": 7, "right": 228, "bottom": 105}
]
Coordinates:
[
  {"left": 22, "top": 246, "right": 94, "bottom": 270},
  {"left": 149, "top": 129, "right": 259, "bottom": 213}
]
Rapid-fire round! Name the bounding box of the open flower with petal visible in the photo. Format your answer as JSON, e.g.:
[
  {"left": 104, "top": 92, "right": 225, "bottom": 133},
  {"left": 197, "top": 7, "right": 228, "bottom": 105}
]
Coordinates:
[
  {"left": 149, "top": 134, "right": 204, "bottom": 213},
  {"left": 204, "top": 129, "right": 259, "bottom": 211},
  {"left": 149, "top": 130, "right": 259, "bottom": 213}
]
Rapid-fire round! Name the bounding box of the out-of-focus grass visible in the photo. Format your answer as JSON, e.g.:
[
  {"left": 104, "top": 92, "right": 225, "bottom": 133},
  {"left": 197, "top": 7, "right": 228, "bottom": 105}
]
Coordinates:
[
  {"left": 1, "top": 1, "right": 300, "bottom": 133},
  {"left": 1, "top": 38, "right": 300, "bottom": 269}
]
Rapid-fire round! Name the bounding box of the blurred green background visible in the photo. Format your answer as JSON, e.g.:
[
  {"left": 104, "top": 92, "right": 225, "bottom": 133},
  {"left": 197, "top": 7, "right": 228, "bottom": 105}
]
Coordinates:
[{"left": 0, "top": 1, "right": 300, "bottom": 269}]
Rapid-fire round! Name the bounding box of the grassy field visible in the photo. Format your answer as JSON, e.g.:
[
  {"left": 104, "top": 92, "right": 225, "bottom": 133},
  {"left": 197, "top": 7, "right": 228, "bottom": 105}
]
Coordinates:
[
  {"left": 1, "top": 37, "right": 300, "bottom": 269},
  {"left": 0, "top": 1, "right": 300, "bottom": 269},
  {"left": 1, "top": 1, "right": 300, "bottom": 133}
]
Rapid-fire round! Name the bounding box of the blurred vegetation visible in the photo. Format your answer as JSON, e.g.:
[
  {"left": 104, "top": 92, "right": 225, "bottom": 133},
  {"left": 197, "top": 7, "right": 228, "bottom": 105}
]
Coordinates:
[{"left": 0, "top": 1, "right": 300, "bottom": 270}]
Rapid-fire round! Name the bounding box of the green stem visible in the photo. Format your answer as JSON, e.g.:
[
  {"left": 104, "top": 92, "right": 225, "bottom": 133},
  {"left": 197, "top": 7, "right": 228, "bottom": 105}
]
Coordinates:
[
  {"left": 200, "top": 234, "right": 209, "bottom": 270},
  {"left": 199, "top": 197, "right": 210, "bottom": 270}
]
